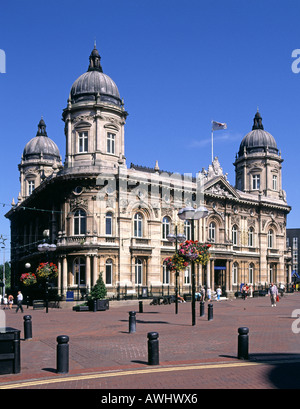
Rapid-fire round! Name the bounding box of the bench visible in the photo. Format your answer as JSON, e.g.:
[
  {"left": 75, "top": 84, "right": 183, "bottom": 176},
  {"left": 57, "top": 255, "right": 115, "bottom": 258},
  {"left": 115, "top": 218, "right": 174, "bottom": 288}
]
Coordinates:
[
  {"left": 150, "top": 295, "right": 175, "bottom": 305},
  {"left": 33, "top": 300, "right": 45, "bottom": 310}
]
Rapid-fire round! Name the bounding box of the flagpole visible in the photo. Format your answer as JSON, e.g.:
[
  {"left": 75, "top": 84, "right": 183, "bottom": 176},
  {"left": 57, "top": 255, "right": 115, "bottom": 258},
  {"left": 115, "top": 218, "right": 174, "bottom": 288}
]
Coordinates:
[{"left": 211, "top": 122, "right": 214, "bottom": 163}]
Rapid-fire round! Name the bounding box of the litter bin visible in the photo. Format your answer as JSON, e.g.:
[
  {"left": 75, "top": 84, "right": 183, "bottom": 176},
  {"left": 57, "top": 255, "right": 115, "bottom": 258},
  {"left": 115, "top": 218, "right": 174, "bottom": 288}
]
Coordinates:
[{"left": 0, "top": 327, "right": 21, "bottom": 374}]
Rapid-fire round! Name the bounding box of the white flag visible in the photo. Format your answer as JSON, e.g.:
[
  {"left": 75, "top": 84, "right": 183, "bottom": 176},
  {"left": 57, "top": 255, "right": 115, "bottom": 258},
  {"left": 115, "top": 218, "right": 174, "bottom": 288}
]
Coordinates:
[{"left": 212, "top": 121, "right": 227, "bottom": 131}]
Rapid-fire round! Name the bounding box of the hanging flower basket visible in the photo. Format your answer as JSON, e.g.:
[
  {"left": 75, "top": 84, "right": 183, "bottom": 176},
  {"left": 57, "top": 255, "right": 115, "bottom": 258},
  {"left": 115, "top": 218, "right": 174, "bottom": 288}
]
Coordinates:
[
  {"left": 20, "top": 272, "right": 37, "bottom": 286},
  {"left": 164, "top": 241, "right": 211, "bottom": 271},
  {"left": 179, "top": 241, "right": 211, "bottom": 266},
  {"left": 36, "top": 262, "right": 58, "bottom": 281},
  {"left": 164, "top": 253, "right": 189, "bottom": 272}
]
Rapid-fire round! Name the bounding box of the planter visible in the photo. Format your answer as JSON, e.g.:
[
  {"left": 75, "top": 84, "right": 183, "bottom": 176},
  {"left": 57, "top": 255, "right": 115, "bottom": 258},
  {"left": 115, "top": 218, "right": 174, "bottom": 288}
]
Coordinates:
[{"left": 89, "top": 299, "right": 109, "bottom": 311}]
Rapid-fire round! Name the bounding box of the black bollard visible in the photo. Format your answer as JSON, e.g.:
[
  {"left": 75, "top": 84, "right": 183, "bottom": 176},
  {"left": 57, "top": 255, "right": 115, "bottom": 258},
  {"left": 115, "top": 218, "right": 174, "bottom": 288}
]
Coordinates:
[
  {"left": 238, "top": 327, "right": 249, "bottom": 360},
  {"left": 139, "top": 301, "right": 143, "bottom": 313},
  {"left": 23, "top": 315, "right": 32, "bottom": 340},
  {"left": 93, "top": 299, "right": 97, "bottom": 312},
  {"left": 129, "top": 311, "right": 136, "bottom": 333},
  {"left": 208, "top": 303, "right": 213, "bottom": 321},
  {"left": 200, "top": 301, "right": 205, "bottom": 317},
  {"left": 56, "top": 335, "right": 69, "bottom": 374},
  {"left": 148, "top": 332, "right": 159, "bottom": 365}
]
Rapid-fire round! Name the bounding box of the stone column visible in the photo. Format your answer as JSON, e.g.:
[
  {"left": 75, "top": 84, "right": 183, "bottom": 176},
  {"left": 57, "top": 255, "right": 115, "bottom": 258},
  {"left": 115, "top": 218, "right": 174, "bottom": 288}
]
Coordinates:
[{"left": 62, "top": 256, "right": 68, "bottom": 297}]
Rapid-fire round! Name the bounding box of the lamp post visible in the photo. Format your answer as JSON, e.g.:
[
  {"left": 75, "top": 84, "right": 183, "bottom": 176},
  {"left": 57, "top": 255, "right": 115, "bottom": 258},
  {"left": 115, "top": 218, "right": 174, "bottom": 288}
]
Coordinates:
[
  {"left": 37, "top": 242, "right": 56, "bottom": 313},
  {"left": 178, "top": 205, "right": 209, "bottom": 326},
  {"left": 167, "top": 227, "right": 186, "bottom": 314}
]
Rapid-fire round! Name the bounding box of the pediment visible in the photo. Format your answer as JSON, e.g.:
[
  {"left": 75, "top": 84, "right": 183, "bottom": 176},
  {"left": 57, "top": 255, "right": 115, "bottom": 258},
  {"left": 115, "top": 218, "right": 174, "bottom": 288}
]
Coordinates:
[{"left": 204, "top": 176, "right": 239, "bottom": 199}]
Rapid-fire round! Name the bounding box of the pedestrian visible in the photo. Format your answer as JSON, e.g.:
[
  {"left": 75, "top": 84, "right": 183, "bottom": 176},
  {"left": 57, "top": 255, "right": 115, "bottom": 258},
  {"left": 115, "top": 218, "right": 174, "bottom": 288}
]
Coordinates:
[
  {"left": 8, "top": 294, "right": 14, "bottom": 310},
  {"left": 268, "top": 283, "right": 278, "bottom": 307},
  {"left": 201, "top": 287, "right": 206, "bottom": 302},
  {"left": 207, "top": 287, "right": 212, "bottom": 301},
  {"left": 216, "top": 286, "right": 222, "bottom": 301},
  {"left": 3, "top": 294, "right": 8, "bottom": 309},
  {"left": 242, "top": 284, "right": 248, "bottom": 300},
  {"left": 16, "top": 291, "right": 24, "bottom": 313}
]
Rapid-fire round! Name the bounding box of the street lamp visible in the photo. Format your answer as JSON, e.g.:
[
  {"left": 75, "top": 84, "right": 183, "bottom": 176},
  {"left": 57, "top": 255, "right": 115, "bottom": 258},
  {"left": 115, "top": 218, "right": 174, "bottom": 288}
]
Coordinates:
[
  {"left": 38, "top": 242, "right": 57, "bottom": 313},
  {"left": 167, "top": 228, "right": 186, "bottom": 314},
  {"left": 178, "top": 205, "right": 209, "bottom": 326}
]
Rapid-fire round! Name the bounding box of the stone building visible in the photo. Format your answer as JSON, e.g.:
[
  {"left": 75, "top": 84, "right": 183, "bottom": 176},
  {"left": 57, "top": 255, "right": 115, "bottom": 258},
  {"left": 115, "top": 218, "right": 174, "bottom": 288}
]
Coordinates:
[{"left": 6, "top": 46, "right": 292, "bottom": 299}]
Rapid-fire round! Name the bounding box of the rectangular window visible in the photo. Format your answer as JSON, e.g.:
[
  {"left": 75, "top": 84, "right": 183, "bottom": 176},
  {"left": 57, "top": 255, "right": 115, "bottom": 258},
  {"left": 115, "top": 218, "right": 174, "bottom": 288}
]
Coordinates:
[
  {"left": 78, "top": 132, "right": 88, "bottom": 153},
  {"left": 28, "top": 180, "right": 35, "bottom": 195},
  {"left": 107, "top": 132, "right": 115, "bottom": 154},
  {"left": 272, "top": 175, "right": 277, "bottom": 191},
  {"left": 252, "top": 174, "right": 260, "bottom": 190}
]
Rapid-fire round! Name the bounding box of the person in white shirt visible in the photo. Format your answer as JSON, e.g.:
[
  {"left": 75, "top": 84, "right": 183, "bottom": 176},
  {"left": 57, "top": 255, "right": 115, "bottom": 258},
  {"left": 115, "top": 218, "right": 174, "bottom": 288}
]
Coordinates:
[{"left": 16, "top": 291, "right": 24, "bottom": 313}]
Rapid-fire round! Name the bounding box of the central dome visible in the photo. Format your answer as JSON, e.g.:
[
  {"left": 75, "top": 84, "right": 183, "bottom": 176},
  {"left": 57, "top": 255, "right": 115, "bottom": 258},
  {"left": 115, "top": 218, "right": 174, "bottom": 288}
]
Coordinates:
[
  {"left": 238, "top": 111, "right": 278, "bottom": 156},
  {"left": 70, "top": 46, "right": 122, "bottom": 106}
]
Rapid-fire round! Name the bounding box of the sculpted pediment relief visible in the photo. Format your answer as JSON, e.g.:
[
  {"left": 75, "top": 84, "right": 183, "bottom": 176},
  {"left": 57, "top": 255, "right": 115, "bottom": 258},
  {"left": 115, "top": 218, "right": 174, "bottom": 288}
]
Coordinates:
[{"left": 205, "top": 177, "right": 239, "bottom": 199}]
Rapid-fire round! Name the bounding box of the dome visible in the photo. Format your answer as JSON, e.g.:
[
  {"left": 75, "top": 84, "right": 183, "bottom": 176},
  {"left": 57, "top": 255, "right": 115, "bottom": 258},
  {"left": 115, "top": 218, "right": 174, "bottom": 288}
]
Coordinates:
[
  {"left": 23, "top": 118, "right": 61, "bottom": 161},
  {"left": 70, "top": 46, "right": 122, "bottom": 106},
  {"left": 238, "top": 111, "right": 278, "bottom": 156}
]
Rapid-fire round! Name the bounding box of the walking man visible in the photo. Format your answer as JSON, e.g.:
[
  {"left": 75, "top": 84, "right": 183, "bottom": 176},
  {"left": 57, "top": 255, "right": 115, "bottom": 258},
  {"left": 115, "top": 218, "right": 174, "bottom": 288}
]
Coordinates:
[
  {"left": 16, "top": 291, "right": 24, "bottom": 313},
  {"left": 268, "top": 283, "right": 278, "bottom": 307}
]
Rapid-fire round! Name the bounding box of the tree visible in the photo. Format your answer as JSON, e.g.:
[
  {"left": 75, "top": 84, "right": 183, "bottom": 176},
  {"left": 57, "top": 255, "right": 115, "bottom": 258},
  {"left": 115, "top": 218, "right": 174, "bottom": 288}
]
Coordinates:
[{"left": 90, "top": 272, "right": 107, "bottom": 300}]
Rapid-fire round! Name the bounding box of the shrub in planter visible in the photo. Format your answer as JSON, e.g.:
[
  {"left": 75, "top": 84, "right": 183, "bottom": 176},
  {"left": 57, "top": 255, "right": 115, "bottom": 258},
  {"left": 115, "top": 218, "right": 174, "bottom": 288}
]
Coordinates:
[{"left": 88, "top": 273, "right": 109, "bottom": 311}]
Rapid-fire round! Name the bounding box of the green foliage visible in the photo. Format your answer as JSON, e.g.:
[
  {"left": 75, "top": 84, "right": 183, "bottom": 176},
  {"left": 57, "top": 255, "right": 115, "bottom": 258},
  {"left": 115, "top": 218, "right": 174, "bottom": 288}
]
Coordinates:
[{"left": 90, "top": 272, "right": 107, "bottom": 300}]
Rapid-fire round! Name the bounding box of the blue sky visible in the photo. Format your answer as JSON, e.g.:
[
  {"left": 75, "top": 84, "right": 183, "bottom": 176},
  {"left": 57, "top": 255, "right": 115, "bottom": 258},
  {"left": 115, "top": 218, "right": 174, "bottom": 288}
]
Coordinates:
[{"left": 1, "top": 0, "right": 300, "bottom": 258}]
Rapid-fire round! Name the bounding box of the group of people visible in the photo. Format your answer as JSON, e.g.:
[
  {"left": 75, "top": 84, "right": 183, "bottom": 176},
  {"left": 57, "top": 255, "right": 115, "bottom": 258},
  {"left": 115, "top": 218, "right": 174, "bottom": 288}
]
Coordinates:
[
  {"left": 0, "top": 291, "right": 24, "bottom": 312},
  {"left": 241, "top": 283, "right": 253, "bottom": 300},
  {"left": 197, "top": 286, "right": 223, "bottom": 302}
]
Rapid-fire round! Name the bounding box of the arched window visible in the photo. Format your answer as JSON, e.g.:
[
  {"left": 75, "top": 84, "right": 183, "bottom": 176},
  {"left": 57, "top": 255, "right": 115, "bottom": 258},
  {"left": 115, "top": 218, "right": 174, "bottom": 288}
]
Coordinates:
[
  {"left": 105, "top": 212, "right": 113, "bottom": 236},
  {"left": 74, "top": 209, "right": 86, "bottom": 235},
  {"left": 249, "top": 263, "right": 254, "bottom": 284},
  {"left": 184, "top": 221, "right": 191, "bottom": 240},
  {"left": 135, "top": 258, "right": 143, "bottom": 285},
  {"left": 162, "top": 216, "right": 171, "bottom": 239},
  {"left": 232, "top": 225, "right": 238, "bottom": 246},
  {"left": 184, "top": 266, "right": 191, "bottom": 285},
  {"left": 268, "top": 229, "right": 274, "bottom": 249},
  {"left": 162, "top": 264, "right": 170, "bottom": 285},
  {"left": 73, "top": 257, "right": 86, "bottom": 285},
  {"left": 105, "top": 259, "right": 113, "bottom": 285},
  {"left": 134, "top": 213, "right": 143, "bottom": 238},
  {"left": 232, "top": 262, "right": 238, "bottom": 285},
  {"left": 248, "top": 227, "right": 254, "bottom": 247},
  {"left": 209, "top": 222, "right": 216, "bottom": 242}
]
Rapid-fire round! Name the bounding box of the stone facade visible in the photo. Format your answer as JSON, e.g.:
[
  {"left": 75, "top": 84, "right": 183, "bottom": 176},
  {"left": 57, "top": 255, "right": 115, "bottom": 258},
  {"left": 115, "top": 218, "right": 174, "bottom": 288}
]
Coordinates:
[{"left": 6, "top": 47, "right": 292, "bottom": 298}]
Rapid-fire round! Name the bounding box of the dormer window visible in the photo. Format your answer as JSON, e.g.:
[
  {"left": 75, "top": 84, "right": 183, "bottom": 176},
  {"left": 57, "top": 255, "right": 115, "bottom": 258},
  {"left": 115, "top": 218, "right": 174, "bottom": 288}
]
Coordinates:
[
  {"left": 107, "top": 132, "right": 115, "bottom": 154},
  {"left": 78, "top": 131, "right": 88, "bottom": 153}
]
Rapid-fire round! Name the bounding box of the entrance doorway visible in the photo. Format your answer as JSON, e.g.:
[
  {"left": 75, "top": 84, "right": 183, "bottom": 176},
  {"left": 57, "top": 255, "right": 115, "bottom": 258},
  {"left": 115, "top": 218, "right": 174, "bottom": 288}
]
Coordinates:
[{"left": 214, "top": 260, "right": 226, "bottom": 291}]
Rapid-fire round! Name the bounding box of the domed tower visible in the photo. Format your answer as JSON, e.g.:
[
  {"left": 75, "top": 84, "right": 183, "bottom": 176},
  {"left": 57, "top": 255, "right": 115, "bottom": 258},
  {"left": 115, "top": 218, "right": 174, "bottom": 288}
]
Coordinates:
[
  {"left": 18, "top": 118, "right": 62, "bottom": 201},
  {"left": 234, "top": 111, "right": 285, "bottom": 200},
  {"left": 62, "top": 44, "right": 128, "bottom": 172}
]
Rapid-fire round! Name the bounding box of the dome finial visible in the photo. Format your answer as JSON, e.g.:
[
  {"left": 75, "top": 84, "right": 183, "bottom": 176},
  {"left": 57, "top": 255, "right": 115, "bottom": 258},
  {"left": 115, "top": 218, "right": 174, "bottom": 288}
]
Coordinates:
[
  {"left": 37, "top": 117, "right": 47, "bottom": 136},
  {"left": 88, "top": 43, "right": 103, "bottom": 73},
  {"left": 252, "top": 109, "right": 264, "bottom": 130}
]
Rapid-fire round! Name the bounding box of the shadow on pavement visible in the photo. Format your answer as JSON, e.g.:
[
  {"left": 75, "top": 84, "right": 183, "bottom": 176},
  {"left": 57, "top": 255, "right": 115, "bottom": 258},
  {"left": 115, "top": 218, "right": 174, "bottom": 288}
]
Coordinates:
[{"left": 220, "top": 353, "right": 300, "bottom": 389}]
